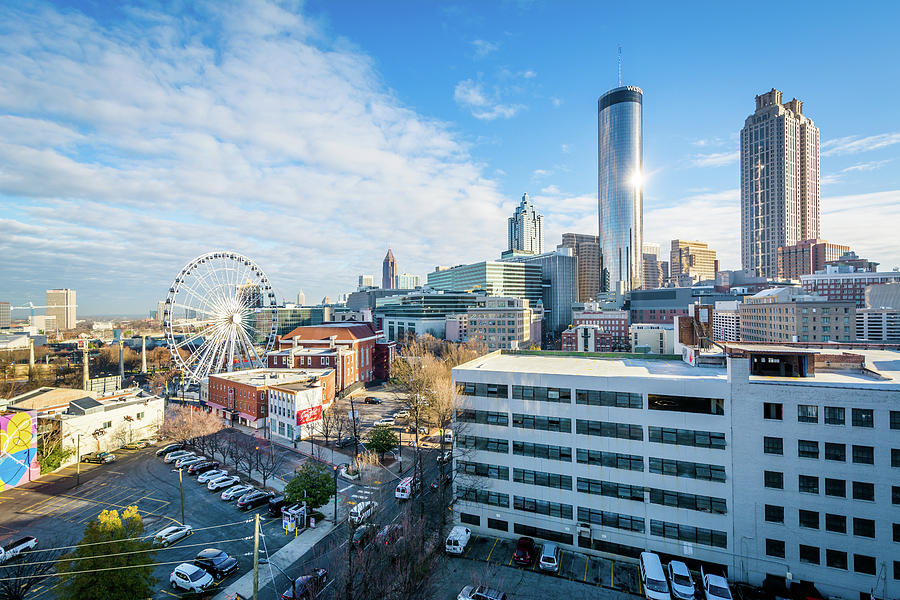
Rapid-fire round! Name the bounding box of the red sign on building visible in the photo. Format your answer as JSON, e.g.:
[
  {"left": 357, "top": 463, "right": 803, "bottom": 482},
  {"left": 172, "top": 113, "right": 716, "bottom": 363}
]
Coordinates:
[{"left": 296, "top": 405, "right": 322, "bottom": 425}]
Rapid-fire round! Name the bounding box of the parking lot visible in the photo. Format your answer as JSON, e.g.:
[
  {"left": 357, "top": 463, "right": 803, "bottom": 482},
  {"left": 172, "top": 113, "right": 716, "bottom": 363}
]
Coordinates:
[
  {"left": 0, "top": 443, "right": 301, "bottom": 599},
  {"left": 458, "top": 533, "right": 641, "bottom": 596}
]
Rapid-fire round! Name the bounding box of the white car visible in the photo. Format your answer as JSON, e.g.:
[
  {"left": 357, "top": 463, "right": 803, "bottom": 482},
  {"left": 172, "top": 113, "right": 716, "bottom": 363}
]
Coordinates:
[
  {"left": 221, "top": 484, "right": 254, "bottom": 501},
  {"left": 668, "top": 561, "right": 695, "bottom": 600},
  {"left": 701, "top": 566, "right": 732, "bottom": 600},
  {"left": 208, "top": 475, "right": 241, "bottom": 491},
  {"left": 393, "top": 410, "right": 409, "bottom": 419},
  {"left": 374, "top": 417, "right": 395, "bottom": 426},
  {"left": 175, "top": 456, "right": 205, "bottom": 468},
  {"left": 458, "top": 585, "right": 508, "bottom": 600},
  {"left": 153, "top": 524, "right": 193, "bottom": 547},
  {"left": 197, "top": 469, "right": 228, "bottom": 484},
  {"left": 170, "top": 562, "right": 214, "bottom": 592},
  {"left": 164, "top": 450, "right": 194, "bottom": 464}
]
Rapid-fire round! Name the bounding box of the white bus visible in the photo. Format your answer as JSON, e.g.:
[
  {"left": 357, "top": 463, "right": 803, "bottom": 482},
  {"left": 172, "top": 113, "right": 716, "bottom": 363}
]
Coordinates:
[{"left": 394, "top": 476, "right": 420, "bottom": 500}]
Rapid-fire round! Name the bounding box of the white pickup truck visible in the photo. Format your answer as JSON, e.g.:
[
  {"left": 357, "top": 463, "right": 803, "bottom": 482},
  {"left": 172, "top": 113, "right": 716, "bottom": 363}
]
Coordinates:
[{"left": 0, "top": 536, "right": 37, "bottom": 563}]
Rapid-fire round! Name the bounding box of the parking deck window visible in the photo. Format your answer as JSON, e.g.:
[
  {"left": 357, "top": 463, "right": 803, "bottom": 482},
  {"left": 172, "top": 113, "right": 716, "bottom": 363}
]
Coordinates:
[
  {"left": 648, "top": 489, "right": 727, "bottom": 514},
  {"left": 575, "top": 389, "right": 642, "bottom": 409}
]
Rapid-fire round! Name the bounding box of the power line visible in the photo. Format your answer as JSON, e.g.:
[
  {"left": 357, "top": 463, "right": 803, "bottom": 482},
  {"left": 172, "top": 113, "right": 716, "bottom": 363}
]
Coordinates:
[{"left": 0, "top": 558, "right": 215, "bottom": 582}]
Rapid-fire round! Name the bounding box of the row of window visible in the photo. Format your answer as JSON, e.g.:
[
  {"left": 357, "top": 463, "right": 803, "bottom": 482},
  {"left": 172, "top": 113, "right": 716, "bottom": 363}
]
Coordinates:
[
  {"left": 763, "top": 471, "right": 877, "bottom": 500},
  {"left": 576, "top": 389, "right": 643, "bottom": 409},
  {"left": 648, "top": 457, "right": 727, "bottom": 482},
  {"left": 576, "top": 477, "right": 644, "bottom": 502},
  {"left": 577, "top": 507, "right": 645, "bottom": 533},
  {"left": 514, "top": 468, "right": 572, "bottom": 490},
  {"left": 765, "top": 506, "right": 886, "bottom": 539},
  {"left": 765, "top": 437, "right": 887, "bottom": 465},
  {"left": 513, "top": 495, "right": 573, "bottom": 519},
  {"left": 648, "top": 426, "right": 727, "bottom": 449},
  {"left": 512, "top": 413, "right": 571, "bottom": 432},
  {"left": 457, "top": 383, "right": 508, "bottom": 398},
  {"left": 456, "top": 409, "right": 508, "bottom": 426},
  {"left": 648, "top": 488, "right": 727, "bottom": 515},
  {"left": 576, "top": 419, "right": 643, "bottom": 441},
  {"left": 456, "top": 435, "right": 509, "bottom": 454},
  {"left": 648, "top": 394, "right": 725, "bottom": 416},
  {"left": 650, "top": 519, "right": 728, "bottom": 549},
  {"left": 765, "top": 402, "right": 893, "bottom": 428},
  {"left": 456, "top": 486, "right": 509, "bottom": 508},
  {"left": 765, "top": 540, "right": 880, "bottom": 575},
  {"left": 512, "top": 385, "right": 571, "bottom": 402},
  {"left": 457, "top": 460, "right": 509, "bottom": 481},
  {"left": 577, "top": 449, "right": 643, "bottom": 471}
]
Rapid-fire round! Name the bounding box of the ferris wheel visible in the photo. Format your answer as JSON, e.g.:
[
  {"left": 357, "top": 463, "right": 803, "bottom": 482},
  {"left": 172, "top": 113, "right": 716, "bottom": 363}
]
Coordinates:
[{"left": 164, "top": 251, "right": 279, "bottom": 384}]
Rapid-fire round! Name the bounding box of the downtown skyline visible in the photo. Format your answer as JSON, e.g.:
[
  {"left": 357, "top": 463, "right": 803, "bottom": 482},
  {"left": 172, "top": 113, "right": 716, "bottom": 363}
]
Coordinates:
[{"left": 1, "top": 1, "right": 899, "bottom": 314}]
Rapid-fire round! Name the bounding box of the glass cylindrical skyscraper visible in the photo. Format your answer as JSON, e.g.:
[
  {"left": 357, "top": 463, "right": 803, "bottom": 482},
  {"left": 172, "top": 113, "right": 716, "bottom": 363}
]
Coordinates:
[{"left": 598, "top": 85, "right": 643, "bottom": 294}]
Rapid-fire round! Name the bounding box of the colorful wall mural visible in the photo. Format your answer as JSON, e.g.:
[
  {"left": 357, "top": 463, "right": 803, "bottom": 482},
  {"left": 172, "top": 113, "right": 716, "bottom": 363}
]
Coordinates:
[{"left": 0, "top": 411, "right": 40, "bottom": 491}]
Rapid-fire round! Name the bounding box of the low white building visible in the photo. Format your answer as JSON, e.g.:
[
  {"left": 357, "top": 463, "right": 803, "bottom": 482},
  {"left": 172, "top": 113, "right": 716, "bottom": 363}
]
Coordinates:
[
  {"left": 629, "top": 323, "right": 675, "bottom": 354},
  {"left": 267, "top": 378, "right": 328, "bottom": 444}
]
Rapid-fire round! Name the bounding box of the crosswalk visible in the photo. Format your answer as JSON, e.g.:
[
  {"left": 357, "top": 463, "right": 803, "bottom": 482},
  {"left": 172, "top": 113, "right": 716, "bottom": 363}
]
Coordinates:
[{"left": 342, "top": 483, "right": 378, "bottom": 505}]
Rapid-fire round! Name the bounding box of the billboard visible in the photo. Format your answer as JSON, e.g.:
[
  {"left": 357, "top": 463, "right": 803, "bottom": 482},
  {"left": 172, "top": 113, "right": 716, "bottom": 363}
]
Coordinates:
[{"left": 296, "top": 405, "right": 323, "bottom": 425}]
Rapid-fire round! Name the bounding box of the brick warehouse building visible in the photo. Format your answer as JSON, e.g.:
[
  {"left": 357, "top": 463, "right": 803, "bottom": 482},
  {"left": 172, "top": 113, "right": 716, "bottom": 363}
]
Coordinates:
[
  {"left": 206, "top": 368, "right": 335, "bottom": 430},
  {"left": 267, "top": 322, "right": 395, "bottom": 394}
]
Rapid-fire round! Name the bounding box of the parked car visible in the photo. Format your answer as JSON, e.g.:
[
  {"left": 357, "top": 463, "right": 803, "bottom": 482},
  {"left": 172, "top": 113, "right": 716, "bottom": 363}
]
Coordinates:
[
  {"left": 0, "top": 536, "right": 37, "bottom": 563},
  {"left": 197, "top": 469, "right": 228, "bottom": 484},
  {"left": 538, "top": 542, "right": 560, "bottom": 573},
  {"left": 208, "top": 475, "right": 241, "bottom": 491},
  {"left": 221, "top": 484, "right": 253, "bottom": 501},
  {"left": 175, "top": 456, "right": 205, "bottom": 469},
  {"left": 445, "top": 526, "right": 471, "bottom": 555},
  {"left": 153, "top": 525, "right": 193, "bottom": 547},
  {"left": 236, "top": 490, "right": 274, "bottom": 511},
  {"left": 640, "top": 552, "right": 671, "bottom": 600},
  {"left": 267, "top": 495, "right": 291, "bottom": 517},
  {"left": 281, "top": 568, "right": 328, "bottom": 600},
  {"left": 352, "top": 524, "right": 377, "bottom": 546},
  {"left": 82, "top": 451, "right": 116, "bottom": 464},
  {"left": 169, "top": 562, "right": 214, "bottom": 592},
  {"left": 335, "top": 436, "right": 357, "bottom": 449},
  {"left": 374, "top": 417, "right": 395, "bottom": 426},
  {"left": 193, "top": 548, "right": 238, "bottom": 580},
  {"left": 157, "top": 443, "right": 183, "bottom": 456},
  {"left": 123, "top": 440, "right": 150, "bottom": 450},
  {"left": 363, "top": 396, "right": 382, "bottom": 404},
  {"left": 437, "top": 450, "right": 452, "bottom": 464},
  {"left": 668, "top": 561, "right": 695, "bottom": 600},
  {"left": 187, "top": 461, "right": 220, "bottom": 475},
  {"left": 701, "top": 566, "right": 732, "bottom": 600},
  {"left": 458, "top": 585, "right": 508, "bottom": 600},
  {"left": 393, "top": 410, "right": 409, "bottom": 419},
  {"left": 164, "top": 450, "right": 194, "bottom": 464},
  {"left": 512, "top": 537, "right": 535, "bottom": 567}
]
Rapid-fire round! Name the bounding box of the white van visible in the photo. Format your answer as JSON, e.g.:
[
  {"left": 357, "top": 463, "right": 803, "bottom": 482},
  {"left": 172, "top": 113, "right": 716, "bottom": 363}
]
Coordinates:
[
  {"left": 640, "top": 552, "right": 671, "bottom": 600},
  {"left": 348, "top": 500, "right": 378, "bottom": 526},
  {"left": 445, "top": 525, "right": 471, "bottom": 554},
  {"left": 394, "top": 476, "right": 420, "bottom": 500},
  {"left": 443, "top": 429, "right": 453, "bottom": 444}
]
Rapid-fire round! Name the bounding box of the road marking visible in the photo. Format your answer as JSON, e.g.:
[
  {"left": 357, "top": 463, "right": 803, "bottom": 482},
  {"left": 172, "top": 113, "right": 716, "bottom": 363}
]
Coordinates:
[
  {"left": 583, "top": 554, "right": 588, "bottom": 582},
  {"left": 338, "top": 485, "right": 353, "bottom": 493},
  {"left": 463, "top": 535, "right": 477, "bottom": 557},
  {"left": 610, "top": 561, "right": 614, "bottom": 588},
  {"left": 485, "top": 538, "right": 499, "bottom": 562}
]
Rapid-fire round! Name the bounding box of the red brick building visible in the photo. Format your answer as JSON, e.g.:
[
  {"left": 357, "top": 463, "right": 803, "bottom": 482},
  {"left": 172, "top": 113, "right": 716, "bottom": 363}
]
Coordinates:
[{"left": 561, "top": 307, "right": 629, "bottom": 352}]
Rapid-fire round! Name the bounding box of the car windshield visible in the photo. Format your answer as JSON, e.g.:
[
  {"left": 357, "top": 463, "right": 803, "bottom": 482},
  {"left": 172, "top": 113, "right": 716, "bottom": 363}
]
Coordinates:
[
  {"left": 647, "top": 578, "right": 669, "bottom": 593},
  {"left": 188, "top": 568, "right": 207, "bottom": 582},
  {"left": 709, "top": 585, "right": 731, "bottom": 599},
  {"left": 674, "top": 574, "right": 692, "bottom": 586}
]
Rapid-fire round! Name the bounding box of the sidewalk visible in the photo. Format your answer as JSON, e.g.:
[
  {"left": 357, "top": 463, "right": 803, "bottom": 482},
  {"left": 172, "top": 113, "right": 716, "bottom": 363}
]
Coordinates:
[{"left": 213, "top": 521, "right": 336, "bottom": 600}]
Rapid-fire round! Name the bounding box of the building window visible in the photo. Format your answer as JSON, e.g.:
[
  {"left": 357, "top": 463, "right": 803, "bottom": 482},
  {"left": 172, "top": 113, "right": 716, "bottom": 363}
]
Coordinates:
[
  {"left": 824, "top": 406, "right": 845, "bottom": 425},
  {"left": 798, "top": 440, "right": 819, "bottom": 459},
  {"left": 825, "top": 513, "right": 846, "bottom": 533},
  {"left": 457, "top": 460, "right": 509, "bottom": 481},
  {"left": 576, "top": 389, "right": 642, "bottom": 409},
  {"left": 799, "top": 475, "right": 819, "bottom": 494},
  {"left": 890, "top": 411, "right": 900, "bottom": 430},
  {"left": 826, "top": 549, "right": 847, "bottom": 570},
  {"left": 799, "top": 545, "right": 820, "bottom": 565},
  {"left": 648, "top": 488, "right": 726, "bottom": 514},
  {"left": 456, "top": 409, "right": 508, "bottom": 426},
  {"left": 576, "top": 419, "right": 642, "bottom": 440},
  {"left": 456, "top": 486, "right": 509, "bottom": 508},
  {"left": 853, "top": 481, "right": 875, "bottom": 501},
  {"left": 852, "top": 408, "right": 874, "bottom": 428},
  {"left": 766, "top": 539, "right": 785, "bottom": 558},
  {"left": 797, "top": 405, "right": 818, "bottom": 423},
  {"left": 853, "top": 518, "right": 875, "bottom": 538},
  {"left": 648, "top": 394, "right": 724, "bottom": 415},
  {"left": 136, "top": 412, "right": 144, "bottom": 420},
  {"left": 825, "top": 443, "right": 846, "bottom": 462},
  {"left": 514, "top": 441, "right": 571, "bottom": 462},
  {"left": 764, "top": 471, "right": 784, "bottom": 489},
  {"left": 579, "top": 507, "right": 645, "bottom": 533},
  {"left": 764, "top": 437, "right": 784, "bottom": 455},
  {"left": 513, "top": 496, "right": 573, "bottom": 519},
  {"left": 825, "top": 478, "right": 846, "bottom": 497},
  {"left": 894, "top": 523, "right": 900, "bottom": 543},
  {"left": 513, "top": 413, "right": 572, "bottom": 433},
  {"left": 649, "top": 520, "right": 727, "bottom": 549},
  {"left": 852, "top": 445, "right": 874, "bottom": 465},
  {"left": 648, "top": 426, "right": 726, "bottom": 449},
  {"left": 894, "top": 486, "right": 900, "bottom": 504},
  {"left": 487, "top": 518, "right": 507, "bottom": 532},
  {"left": 515, "top": 468, "right": 573, "bottom": 490},
  {"left": 102, "top": 421, "right": 112, "bottom": 429},
  {"left": 513, "top": 523, "right": 573, "bottom": 546},
  {"left": 763, "top": 403, "right": 782, "bottom": 420},
  {"left": 854, "top": 554, "right": 876, "bottom": 576},
  {"left": 798, "top": 510, "right": 819, "bottom": 529},
  {"left": 764, "top": 505, "right": 784, "bottom": 523},
  {"left": 459, "top": 512, "right": 480, "bottom": 526},
  {"left": 512, "top": 385, "right": 571, "bottom": 403},
  {"left": 892, "top": 448, "right": 900, "bottom": 468},
  {"left": 648, "top": 457, "right": 725, "bottom": 482},
  {"left": 456, "top": 435, "right": 509, "bottom": 454}
]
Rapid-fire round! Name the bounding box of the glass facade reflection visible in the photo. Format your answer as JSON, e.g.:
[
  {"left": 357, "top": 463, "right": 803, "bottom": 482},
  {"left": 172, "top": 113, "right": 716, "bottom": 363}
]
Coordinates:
[{"left": 598, "top": 86, "right": 643, "bottom": 293}]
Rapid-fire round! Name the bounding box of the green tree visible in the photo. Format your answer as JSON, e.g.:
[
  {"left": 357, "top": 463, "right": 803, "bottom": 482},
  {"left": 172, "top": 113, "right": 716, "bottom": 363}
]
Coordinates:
[
  {"left": 365, "top": 425, "right": 399, "bottom": 462},
  {"left": 56, "top": 506, "right": 156, "bottom": 600},
  {"left": 284, "top": 462, "right": 335, "bottom": 510}
]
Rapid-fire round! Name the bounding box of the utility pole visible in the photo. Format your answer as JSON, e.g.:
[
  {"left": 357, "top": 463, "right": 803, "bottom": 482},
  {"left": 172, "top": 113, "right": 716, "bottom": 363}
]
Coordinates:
[
  {"left": 252, "top": 513, "right": 260, "bottom": 600},
  {"left": 178, "top": 468, "right": 185, "bottom": 525}
]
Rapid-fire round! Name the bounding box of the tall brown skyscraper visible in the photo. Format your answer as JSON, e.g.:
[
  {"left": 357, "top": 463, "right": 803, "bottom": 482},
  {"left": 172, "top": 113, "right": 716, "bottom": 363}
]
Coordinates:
[
  {"left": 560, "top": 233, "right": 600, "bottom": 302},
  {"left": 382, "top": 249, "right": 396, "bottom": 289}
]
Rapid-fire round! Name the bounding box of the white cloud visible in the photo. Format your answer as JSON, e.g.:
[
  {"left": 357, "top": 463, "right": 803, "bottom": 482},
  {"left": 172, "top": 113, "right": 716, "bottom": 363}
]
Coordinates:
[
  {"left": 822, "top": 133, "right": 900, "bottom": 156},
  {"left": 551, "top": 97, "right": 562, "bottom": 108},
  {"left": 521, "top": 69, "right": 536, "bottom": 79},
  {"left": 0, "top": 2, "right": 515, "bottom": 313},
  {"left": 560, "top": 143, "right": 571, "bottom": 153},
  {"left": 540, "top": 184, "right": 561, "bottom": 195},
  {"left": 532, "top": 169, "right": 551, "bottom": 178},
  {"left": 453, "top": 79, "right": 524, "bottom": 120},
  {"left": 822, "top": 159, "right": 892, "bottom": 185},
  {"left": 471, "top": 39, "right": 499, "bottom": 58},
  {"left": 822, "top": 189, "right": 900, "bottom": 269},
  {"left": 691, "top": 151, "right": 739, "bottom": 168}
]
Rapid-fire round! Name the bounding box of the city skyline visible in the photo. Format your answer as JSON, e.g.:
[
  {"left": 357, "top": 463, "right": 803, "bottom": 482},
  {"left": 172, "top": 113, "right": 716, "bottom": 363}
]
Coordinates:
[{"left": 2, "top": 2, "right": 899, "bottom": 314}]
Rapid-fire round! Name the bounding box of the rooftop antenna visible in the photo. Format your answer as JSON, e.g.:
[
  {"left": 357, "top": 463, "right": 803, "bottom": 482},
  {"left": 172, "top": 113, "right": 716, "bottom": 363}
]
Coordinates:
[{"left": 617, "top": 45, "right": 622, "bottom": 87}]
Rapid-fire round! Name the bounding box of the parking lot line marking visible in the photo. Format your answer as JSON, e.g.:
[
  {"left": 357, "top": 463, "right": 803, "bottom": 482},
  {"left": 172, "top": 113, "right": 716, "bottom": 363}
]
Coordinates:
[
  {"left": 610, "top": 562, "right": 614, "bottom": 588},
  {"left": 463, "top": 535, "right": 477, "bottom": 557},
  {"left": 485, "top": 538, "right": 499, "bottom": 562},
  {"left": 583, "top": 555, "right": 589, "bottom": 581}
]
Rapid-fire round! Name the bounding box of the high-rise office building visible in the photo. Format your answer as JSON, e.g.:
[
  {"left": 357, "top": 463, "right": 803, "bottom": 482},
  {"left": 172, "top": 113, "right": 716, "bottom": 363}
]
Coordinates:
[
  {"left": 0, "top": 302, "right": 10, "bottom": 329},
  {"left": 777, "top": 238, "right": 849, "bottom": 279},
  {"left": 560, "top": 233, "right": 600, "bottom": 302},
  {"left": 508, "top": 193, "right": 544, "bottom": 255},
  {"left": 395, "top": 273, "right": 421, "bottom": 289},
  {"left": 641, "top": 242, "right": 663, "bottom": 289},
  {"left": 46, "top": 288, "right": 76, "bottom": 330},
  {"left": 382, "top": 249, "right": 397, "bottom": 290},
  {"left": 297, "top": 290, "right": 306, "bottom": 306},
  {"left": 741, "top": 89, "right": 820, "bottom": 277},
  {"left": 598, "top": 85, "right": 643, "bottom": 293},
  {"left": 358, "top": 275, "right": 374, "bottom": 290},
  {"left": 670, "top": 240, "right": 718, "bottom": 285}
]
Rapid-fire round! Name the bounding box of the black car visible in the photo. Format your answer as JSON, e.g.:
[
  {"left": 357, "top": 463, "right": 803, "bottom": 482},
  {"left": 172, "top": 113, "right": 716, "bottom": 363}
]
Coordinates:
[
  {"left": 187, "top": 461, "right": 219, "bottom": 475},
  {"left": 193, "top": 548, "right": 238, "bottom": 580},
  {"left": 335, "top": 437, "right": 357, "bottom": 449},
  {"left": 237, "top": 490, "right": 274, "bottom": 511},
  {"left": 82, "top": 452, "right": 116, "bottom": 464},
  {"left": 268, "top": 495, "right": 291, "bottom": 517},
  {"left": 363, "top": 396, "right": 382, "bottom": 404},
  {"left": 156, "top": 443, "right": 183, "bottom": 457},
  {"left": 281, "top": 568, "right": 328, "bottom": 600}
]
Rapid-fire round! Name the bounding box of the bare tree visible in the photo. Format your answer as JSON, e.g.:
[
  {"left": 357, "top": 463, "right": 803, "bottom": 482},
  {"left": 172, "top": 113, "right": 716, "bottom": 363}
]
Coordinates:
[
  {"left": 254, "top": 442, "right": 285, "bottom": 488},
  {"left": 316, "top": 407, "right": 341, "bottom": 447},
  {"left": 0, "top": 544, "right": 70, "bottom": 600},
  {"left": 158, "top": 405, "right": 222, "bottom": 447}
]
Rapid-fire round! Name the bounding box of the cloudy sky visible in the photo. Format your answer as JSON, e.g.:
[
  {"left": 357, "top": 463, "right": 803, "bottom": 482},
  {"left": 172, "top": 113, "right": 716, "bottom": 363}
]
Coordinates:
[{"left": 1, "top": 1, "right": 899, "bottom": 315}]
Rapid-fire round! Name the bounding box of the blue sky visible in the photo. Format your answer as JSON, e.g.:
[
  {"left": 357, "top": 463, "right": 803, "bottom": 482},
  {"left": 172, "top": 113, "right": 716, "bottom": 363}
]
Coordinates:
[{"left": 1, "top": 1, "right": 899, "bottom": 315}]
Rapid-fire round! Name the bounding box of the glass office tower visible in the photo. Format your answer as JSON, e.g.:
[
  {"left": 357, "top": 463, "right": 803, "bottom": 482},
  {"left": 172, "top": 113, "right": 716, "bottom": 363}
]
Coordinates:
[{"left": 598, "top": 85, "right": 643, "bottom": 293}]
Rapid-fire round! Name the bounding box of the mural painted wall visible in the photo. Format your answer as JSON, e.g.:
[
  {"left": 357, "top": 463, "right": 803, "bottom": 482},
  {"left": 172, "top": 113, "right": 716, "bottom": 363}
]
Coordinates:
[{"left": 0, "top": 411, "right": 40, "bottom": 490}]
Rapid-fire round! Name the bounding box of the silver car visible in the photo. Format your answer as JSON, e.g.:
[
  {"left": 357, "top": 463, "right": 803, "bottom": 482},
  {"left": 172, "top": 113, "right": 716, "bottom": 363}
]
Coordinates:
[
  {"left": 175, "top": 456, "right": 205, "bottom": 469},
  {"left": 208, "top": 475, "right": 241, "bottom": 491},
  {"left": 153, "top": 524, "right": 193, "bottom": 547},
  {"left": 220, "top": 484, "right": 253, "bottom": 501},
  {"left": 197, "top": 469, "right": 228, "bottom": 484}
]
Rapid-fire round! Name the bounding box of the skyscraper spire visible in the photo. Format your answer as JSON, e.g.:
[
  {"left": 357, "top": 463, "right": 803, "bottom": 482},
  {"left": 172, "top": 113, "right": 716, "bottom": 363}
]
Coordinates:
[{"left": 617, "top": 44, "right": 621, "bottom": 87}]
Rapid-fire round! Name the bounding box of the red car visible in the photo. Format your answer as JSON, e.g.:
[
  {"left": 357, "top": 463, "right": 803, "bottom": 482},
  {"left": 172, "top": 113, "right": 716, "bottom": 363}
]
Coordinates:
[{"left": 512, "top": 537, "right": 535, "bottom": 567}]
